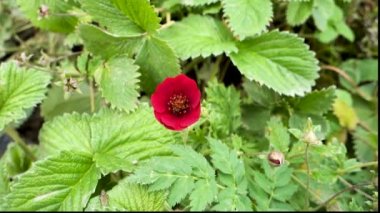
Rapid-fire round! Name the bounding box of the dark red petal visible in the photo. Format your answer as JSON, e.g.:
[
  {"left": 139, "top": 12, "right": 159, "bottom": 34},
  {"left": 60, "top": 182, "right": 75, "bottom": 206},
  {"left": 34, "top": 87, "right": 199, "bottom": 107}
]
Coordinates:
[
  {"left": 151, "top": 92, "right": 167, "bottom": 113},
  {"left": 155, "top": 111, "right": 184, "bottom": 131},
  {"left": 180, "top": 103, "right": 201, "bottom": 128},
  {"left": 174, "top": 74, "right": 201, "bottom": 108}
]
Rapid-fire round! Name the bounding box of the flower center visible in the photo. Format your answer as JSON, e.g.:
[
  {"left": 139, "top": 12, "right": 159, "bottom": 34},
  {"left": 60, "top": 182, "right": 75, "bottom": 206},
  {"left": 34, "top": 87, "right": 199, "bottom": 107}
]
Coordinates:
[{"left": 167, "top": 93, "right": 190, "bottom": 116}]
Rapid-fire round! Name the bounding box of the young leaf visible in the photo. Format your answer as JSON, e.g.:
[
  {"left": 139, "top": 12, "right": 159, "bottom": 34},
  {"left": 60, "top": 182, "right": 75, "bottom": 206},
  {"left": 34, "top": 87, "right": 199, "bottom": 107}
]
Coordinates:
[
  {"left": 112, "top": 0, "right": 160, "bottom": 34},
  {"left": 230, "top": 30, "right": 319, "bottom": 96},
  {"left": 286, "top": 0, "right": 313, "bottom": 26},
  {"left": 159, "top": 15, "right": 237, "bottom": 60},
  {"left": 333, "top": 90, "right": 358, "bottom": 130},
  {"left": 222, "top": 0, "right": 273, "bottom": 39},
  {"left": 135, "top": 36, "right": 181, "bottom": 94},
  {"left": 78, "top": 24, "right": 143, "bottom": 60},
  {"left": 80, "top": 0, "right": 143, "bottom": 36},
  {"left": 0, "top": 62, "right": 51, "bottom": 131},
  {"left": 86, "top": 179, "right": 167, "bottom": 211},
  {"left": 39, "top": 105, "right": 175, "bottom": 173},
  {"left": 16, "top": 0, "right": 78, "bottom": 33},
  {"left": 205, "top": 80, "right": 241, "bottom": 136},
  {"left": 94, "top": 56, "right": 140, "bottom": 112},
  {"left": 266, "top": 117, "right": 290, "bottom": 153},
  {"left": 5, "top": 151, "right": 101, "bottom": 211}
]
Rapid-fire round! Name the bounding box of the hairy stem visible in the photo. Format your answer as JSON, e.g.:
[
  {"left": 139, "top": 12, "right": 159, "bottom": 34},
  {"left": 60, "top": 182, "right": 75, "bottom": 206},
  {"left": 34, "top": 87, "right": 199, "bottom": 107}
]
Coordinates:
[{"left": 4, "top": 127, "right": 36, "bottom": 161}]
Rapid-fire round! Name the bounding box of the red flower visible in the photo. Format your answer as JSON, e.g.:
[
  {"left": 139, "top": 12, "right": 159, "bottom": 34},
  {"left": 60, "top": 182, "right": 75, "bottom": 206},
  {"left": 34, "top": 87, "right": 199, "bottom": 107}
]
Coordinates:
[{"left": 151, "top": 74, "right": 201, "bottom": 131}]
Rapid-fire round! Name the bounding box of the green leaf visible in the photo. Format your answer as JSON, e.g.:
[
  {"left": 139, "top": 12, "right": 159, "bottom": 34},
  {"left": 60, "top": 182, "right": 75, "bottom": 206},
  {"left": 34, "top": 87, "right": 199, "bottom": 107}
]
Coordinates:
[
  {"left": 286, "top": 0, "right": 313, "bottom": 26},
  {"left": 291, "top": 86, "right": 336, "bottom": 115},
  {"left": 94, "top": 56, "right": 140, "bottom": 112},
  {"left": 250, "top": 160, "right": 297, "bottom": 210},
  {"left": 312, "top": 0, "right": 334, "bottom": 31},
  {"left": 353, "top": 126, "right": 377, "bottom": 162},
  {"left": 0, "top": 143, "right": 35, "bottom": 178},
  {"left": 266, "top": 117, "right": 290, "bottom": 153},
  {"left": 0, "top": 62, "right": 51, "bottom": 131},
  {"left": 80, "top": 0, "right": 143, "bottom": 36},
  {"left": 135, "top": 36, "right": 181, "bottom": 93},
  {"left": 5, "top": 151, "right": 101, "bottom": 211},
  {"left": 41, "top": 83, "right": 102, "bottom": 120},
  {"left": 16, "top": 0, "right": 78, "bottom": 33},
  {"left": 86, "top": 179, "right": 166, "bottom": 211},
  {"left": 222, "top": 0, "right": 273, "bottom": 39},
  {"left": 209, "top": 138, "right": 252, "bottom": 211},
  {"left": 189, "top": 179, "right": 218, "bottom": 211},
  {"left": 78, "top": 24, "right": 143, "bottom": 60},
  {"left": 128, "top": 144, "right": 217, "bottom": 211},
  {"left": 39, "top": 105, "right": 175, "bottom": 173},
  {"left": 230, "top": 30, "right": 319, "bottom": 96},
  {"left": 159, "top": 14, "right": 237, "bottom": 60},
  {"left": 181, "top": 0, "right": 219, "bottom": 6},
  {"left": 112, "top": 0, "right": 160, "bottom": 34},
  {"left": 242, "top": 79, "right": 281, "bottom": 108},
  {"left": 339, "top": 59, "right": 378, "bottom": 92},
  {"left": 205, "top": 80, "right": 241, "bottom": 136}
]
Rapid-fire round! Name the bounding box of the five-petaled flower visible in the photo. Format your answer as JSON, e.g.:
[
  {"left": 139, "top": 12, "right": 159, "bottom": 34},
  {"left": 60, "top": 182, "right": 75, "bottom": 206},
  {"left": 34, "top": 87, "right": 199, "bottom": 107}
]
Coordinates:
[{"left": 151, "top": 74, "right": 201, "bottom": 131}]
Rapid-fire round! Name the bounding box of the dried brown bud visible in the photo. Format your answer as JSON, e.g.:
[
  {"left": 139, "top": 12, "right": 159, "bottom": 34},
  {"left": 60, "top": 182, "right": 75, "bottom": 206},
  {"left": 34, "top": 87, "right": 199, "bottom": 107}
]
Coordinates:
[
  {"left": 267, "top": 151, "right": 284, "bottom": 167},
  {"left": 38, "top": 4, "right": 49, "bottom": 19},
  {"left": 64, "top": 77, "right": 78, "bottom": 92}
]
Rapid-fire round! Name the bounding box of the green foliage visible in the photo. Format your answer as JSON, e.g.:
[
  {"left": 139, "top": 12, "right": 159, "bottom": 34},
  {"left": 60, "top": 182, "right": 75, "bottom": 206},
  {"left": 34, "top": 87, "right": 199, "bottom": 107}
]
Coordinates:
[
  {"left": 112, "top": 0, "right": 161, "bottom": 34},
  {"left": 266, "top": 117, "right": 290, "bottom": 153},
  {"left": 249, "top": 160, "right": 298, "bottom": 211},
  {"left": 86, "top": 179, "right": 167, "bottom": 211},
  {"left": 40, "top": 83, "right": 102, "bottom": 120},
  {"left": 222, "top": 0, "right": 273, "bottom": 39},
  {"left": 80, "top": 0, "right": 143, "bottom": 37},
  {"left": 94, "top": 56, "right": 140, "bottom": 112},
  {"left": 159, "top": 15, "right": 237, "bottom": 60},
  {"left": 0, "top": 0, "right": 377, "bottom": 211},
  {"left": 290, "top": 86, "right": 336, "bottom": 115},
  {"left": 286, "top": 0, "right": 313, "bottom": 26},
  {"left": 135, "top": 36, "right": 181, "bottom": 93},
  {"left": 230, "top": 30, "right": 319, "bottom": 96},
  {"left": 5, "top": 151, "right": 101, "bottom": 211},
  {"left": 205, "top": 80, "right": 241, "bottom": 137},
  {"left": 128, "top": 138, "right": 251, "bottom": 211},
  {"left": 78, "top": 24, "right": 143, "bottom": 60},
  {"left": 39, "top": 105, "right": 175, "bottom": 174},
  {"left": 16, "top": 0, "right": 78, "bottom": 33},
  {"left": 0, "top": 62, "right": 51, "bottom": 131}
]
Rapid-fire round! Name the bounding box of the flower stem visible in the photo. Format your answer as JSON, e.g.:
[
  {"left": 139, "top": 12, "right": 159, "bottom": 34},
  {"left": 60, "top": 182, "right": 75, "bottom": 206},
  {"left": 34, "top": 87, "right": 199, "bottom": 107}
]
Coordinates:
[{"left": 4, "top": 127, "right": 36, "bottom": 161}]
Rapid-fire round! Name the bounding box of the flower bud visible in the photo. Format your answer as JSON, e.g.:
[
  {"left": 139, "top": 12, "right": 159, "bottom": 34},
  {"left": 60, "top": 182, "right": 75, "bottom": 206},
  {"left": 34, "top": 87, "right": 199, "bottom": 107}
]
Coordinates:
[
  {"left": 267, "top": 151, "right": 284, "bottom": 166},
  {"left": 38, "top": 5, "right": 49, "bottom": 19},
  {"left": 303, "top": 130, "right": 321, "bottom": 145}
]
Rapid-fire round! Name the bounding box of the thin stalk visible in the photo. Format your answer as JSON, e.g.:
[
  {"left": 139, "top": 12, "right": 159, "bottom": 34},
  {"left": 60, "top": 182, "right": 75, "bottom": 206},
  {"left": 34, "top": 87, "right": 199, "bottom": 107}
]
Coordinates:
[
  {"left": 291, "top": 174, "right": 323, "bottom": 203},
  {"left": 338, "top": 176, "right": 375, "bottom": 201},
  {"left": 5, "top": 127, "right": 36, "bottom": 161},
  {"left": 320, "top": 65, "right": 370, "bottom": 100},
  {"left": 311, "top": 183, "right": 371, "bottom": 211},
  {"left": 304, "top": 143, "right": 311, "bottom": 210},
  {"left": 339, "top": 161, "right": 378, "bottom": 174},
  {"left": 89, "top": 77, "right": 96, "bottom": 113}
]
